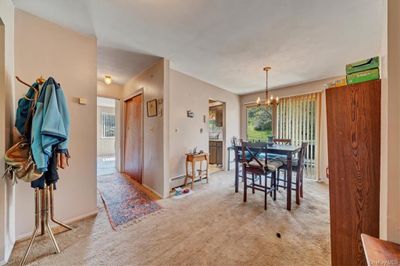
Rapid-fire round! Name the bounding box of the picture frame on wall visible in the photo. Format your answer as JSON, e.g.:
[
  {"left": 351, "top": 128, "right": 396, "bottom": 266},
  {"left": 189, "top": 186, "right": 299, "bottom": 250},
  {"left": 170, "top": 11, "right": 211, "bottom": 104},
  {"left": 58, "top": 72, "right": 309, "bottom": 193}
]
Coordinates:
[{"left": 147, "top": 99, "right": 157, "bottom": 117}]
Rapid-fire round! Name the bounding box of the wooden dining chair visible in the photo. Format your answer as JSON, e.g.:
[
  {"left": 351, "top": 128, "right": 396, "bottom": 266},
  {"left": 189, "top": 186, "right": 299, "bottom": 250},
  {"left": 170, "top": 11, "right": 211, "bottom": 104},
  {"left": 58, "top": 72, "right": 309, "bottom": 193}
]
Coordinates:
[
  {"left": 276, "top": 142, "right": 308, "bottom": 205},
  {"left": 233, "top": 139, "right": 268, "bottom": 193},
  {"left": 233, "top": 138, "right": 243, "bottom": 193},
  {"left": 273, "top": 139, "right": 291, "bottom": 188},
  {"left": 241, "top": 141, "right": 283, "bottom": 210}
]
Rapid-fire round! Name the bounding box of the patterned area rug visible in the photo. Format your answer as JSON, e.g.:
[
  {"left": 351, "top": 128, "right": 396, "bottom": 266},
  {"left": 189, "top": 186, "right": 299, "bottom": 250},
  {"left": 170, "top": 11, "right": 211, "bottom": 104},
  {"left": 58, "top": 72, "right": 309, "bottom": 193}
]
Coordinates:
[{"left": 97, "top": 174, "right": 162, "bottom": 230}]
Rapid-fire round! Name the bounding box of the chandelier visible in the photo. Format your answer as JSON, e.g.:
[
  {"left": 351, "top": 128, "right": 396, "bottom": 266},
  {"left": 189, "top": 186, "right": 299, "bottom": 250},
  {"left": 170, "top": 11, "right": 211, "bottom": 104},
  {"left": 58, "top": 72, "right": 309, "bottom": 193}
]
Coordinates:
[{"left": 256, "top": 66, "right": 279, "bottom": 106}]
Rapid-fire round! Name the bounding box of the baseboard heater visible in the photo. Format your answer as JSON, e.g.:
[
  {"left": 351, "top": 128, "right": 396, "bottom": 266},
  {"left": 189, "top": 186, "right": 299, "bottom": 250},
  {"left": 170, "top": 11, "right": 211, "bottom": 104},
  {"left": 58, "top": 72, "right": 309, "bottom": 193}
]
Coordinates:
[{"left": 169, "top": 174, "right": 203, "bottom": 190}]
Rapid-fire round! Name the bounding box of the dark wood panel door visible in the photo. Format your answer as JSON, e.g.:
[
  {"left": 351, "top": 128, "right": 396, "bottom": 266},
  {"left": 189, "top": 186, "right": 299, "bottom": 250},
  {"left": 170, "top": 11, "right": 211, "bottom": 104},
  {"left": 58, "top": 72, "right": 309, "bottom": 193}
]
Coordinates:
[
  {"left": 216, "top": 142, "right": 223, "bottom": 165},
  {"left": 215, "top": 106, "right": 223, "bottom": 127},
  {"left": 209, "top": 142, "right": 217, "bottom": 164},
  {"left": 124, "top": 94, "right": 143, "bottom": 183},
  {"left": 326, "top": 80, "right": 381, "bottom": 266}
]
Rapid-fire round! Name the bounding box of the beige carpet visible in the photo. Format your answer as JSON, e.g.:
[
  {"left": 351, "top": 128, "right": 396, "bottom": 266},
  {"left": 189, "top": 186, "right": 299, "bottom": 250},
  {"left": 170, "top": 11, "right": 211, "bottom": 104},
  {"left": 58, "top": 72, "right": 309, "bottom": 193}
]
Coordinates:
[{"left": 8, "top": 171, "right": 331, "bottom": 266}]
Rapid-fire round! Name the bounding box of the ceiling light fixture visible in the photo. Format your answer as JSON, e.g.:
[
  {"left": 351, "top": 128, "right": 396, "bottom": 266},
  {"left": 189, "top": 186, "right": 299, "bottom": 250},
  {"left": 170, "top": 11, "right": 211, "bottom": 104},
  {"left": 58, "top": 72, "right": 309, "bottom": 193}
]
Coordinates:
[
  {"left": 256, "top": 67, "right": 279, "bottom": 106},
  {"left": 104, "top": 75, "right": 112, "bottom": 85}
]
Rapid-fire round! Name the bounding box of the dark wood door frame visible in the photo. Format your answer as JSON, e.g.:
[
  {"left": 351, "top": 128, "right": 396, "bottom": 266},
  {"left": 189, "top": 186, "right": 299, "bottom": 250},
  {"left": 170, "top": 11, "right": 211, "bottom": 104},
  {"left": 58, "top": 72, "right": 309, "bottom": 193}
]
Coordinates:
[{"left": 123, "top": 90, "right": 144, "bottom": 183}]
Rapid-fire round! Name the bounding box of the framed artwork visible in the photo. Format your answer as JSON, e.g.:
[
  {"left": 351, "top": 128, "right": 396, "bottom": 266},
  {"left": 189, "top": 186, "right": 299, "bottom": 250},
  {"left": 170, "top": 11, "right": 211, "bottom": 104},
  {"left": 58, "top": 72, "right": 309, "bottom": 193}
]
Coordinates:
[{"left": 147, "top": 99, "right": 157, "bottom": 117}]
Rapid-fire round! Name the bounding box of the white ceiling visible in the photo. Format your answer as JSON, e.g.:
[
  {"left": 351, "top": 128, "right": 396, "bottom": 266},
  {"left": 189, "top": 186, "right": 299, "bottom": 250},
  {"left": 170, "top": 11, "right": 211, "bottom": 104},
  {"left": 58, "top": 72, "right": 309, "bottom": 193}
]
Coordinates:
[
  {"left": 13, "top": 0, "right": 385, "bottom": 94},
  {"left": 98, "top": 46, "right": 160, "bottom": 85}
]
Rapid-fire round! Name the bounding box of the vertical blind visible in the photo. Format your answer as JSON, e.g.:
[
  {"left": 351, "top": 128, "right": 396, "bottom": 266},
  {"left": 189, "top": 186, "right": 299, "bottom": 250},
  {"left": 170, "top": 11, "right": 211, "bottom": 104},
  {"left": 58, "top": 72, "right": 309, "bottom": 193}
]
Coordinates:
[{"left": 276, "top": 92, "right": 321, "bottom": 179}]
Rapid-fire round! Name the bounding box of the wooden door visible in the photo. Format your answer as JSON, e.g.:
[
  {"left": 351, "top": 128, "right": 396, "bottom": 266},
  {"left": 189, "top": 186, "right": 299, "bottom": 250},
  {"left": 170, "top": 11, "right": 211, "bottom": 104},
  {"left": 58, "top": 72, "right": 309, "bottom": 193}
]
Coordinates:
[
  {"left": 326, "top": 80, "right": 380, "bottom": 266},
  {"left": 124, "top": 94, "right": 143, "bottom": 183}
]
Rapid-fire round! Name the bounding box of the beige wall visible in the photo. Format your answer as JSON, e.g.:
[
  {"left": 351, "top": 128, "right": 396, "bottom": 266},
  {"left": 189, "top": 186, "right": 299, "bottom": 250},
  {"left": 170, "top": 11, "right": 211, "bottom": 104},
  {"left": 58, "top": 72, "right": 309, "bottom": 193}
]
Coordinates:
[
  {"left": 0, "top": 0, "right": 15, "bottom": 262},
  {"left": 97, "top": 80, "right": 123, "bottom": 99},
  {"left": 168, "top": 69, "right": 240, "bottom": 180},
  {"left": 14, "top": 10, "right": 98, "bottom": 238},
  {"left": 239, "top": 77, "right": 339, "bottom": 180},
  {"left": 97, "top": 106, "right": 116, "bottom": 156},
  {"left": 380, "top": 0, "right": 400, "bottom": 243},
  {"left": 123, "top": 60, "right": 167, "bottom": 197}
]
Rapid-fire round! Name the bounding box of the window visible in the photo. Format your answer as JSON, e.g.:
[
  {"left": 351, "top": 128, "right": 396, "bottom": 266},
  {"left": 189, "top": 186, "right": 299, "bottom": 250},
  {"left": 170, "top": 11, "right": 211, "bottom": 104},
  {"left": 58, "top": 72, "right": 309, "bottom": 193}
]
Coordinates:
[
  {"left": 276, "top": 93, "right": 321, "bottom": 179},
  {"left": 101, "top": 112, "right": 116, "bottom": 138},
  {"left": 246, "top": 105, "right": 272, "bottom": 141}
]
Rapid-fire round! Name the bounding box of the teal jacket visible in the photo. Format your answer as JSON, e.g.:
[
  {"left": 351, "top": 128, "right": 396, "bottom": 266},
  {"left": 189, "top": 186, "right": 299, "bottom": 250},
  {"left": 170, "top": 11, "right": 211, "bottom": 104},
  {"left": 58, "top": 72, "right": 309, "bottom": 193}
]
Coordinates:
[
  {"left": 31, "top": 77, "right": 70, "bottom": 172},
  {"left": 15, "top": 82, "right": 39, "bottom": 137}
]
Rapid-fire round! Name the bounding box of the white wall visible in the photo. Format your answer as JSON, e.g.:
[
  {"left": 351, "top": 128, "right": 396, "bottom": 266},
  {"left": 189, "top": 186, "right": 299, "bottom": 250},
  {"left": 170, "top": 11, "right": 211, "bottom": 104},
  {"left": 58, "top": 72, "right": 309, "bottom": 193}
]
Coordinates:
[
  {"left": 123, "top": 60, "right": 167, "bottom": 197},
  {"left": 14, "top": 10, "right": 98, "bottom": 239},
  {"left": 0, "top": 0, "right": 15, "bottom": 263},
  {"left": 239, "top": 77, "right": 339, "bottom": 180},
  {"left": 168, "top": 69, "right": 240, "bottom": 180}
]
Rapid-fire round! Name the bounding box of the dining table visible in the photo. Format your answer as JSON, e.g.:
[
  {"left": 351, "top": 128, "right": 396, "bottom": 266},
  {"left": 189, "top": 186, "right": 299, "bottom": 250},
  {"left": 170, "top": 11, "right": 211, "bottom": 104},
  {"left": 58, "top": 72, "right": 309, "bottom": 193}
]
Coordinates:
[{"left": 234, "top": 143, "right": 302, "bottom": 211}]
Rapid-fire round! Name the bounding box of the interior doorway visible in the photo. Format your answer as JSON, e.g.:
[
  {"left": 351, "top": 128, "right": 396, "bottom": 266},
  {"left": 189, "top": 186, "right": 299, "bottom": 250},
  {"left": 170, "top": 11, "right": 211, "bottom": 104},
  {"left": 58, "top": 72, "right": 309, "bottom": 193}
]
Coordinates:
[
  {"left": 208, "top": 99, "right": 226, "bottom": 174},
  {"left": 123, "top": 93, "right": 143, "bottom": 183},
  {"left": 97, "top": 97, "right": 120, "bottom": 176}
]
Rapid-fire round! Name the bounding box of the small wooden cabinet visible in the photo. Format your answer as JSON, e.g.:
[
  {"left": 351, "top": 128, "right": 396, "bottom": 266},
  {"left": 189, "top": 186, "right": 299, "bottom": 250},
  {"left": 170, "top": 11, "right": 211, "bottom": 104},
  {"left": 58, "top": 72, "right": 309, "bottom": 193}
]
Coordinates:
[
  {"left": 326, "top": 80, "right": 380, "bottom": 266},
  {"left": 209, "top": 141, "right": 223, "bottom": 165}
]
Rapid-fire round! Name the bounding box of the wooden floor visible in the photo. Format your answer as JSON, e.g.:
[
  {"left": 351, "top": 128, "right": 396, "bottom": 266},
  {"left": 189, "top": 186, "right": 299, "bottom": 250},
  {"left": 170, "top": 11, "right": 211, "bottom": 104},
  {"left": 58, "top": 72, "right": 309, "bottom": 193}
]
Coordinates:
[{"left": 119, "top": 172, "right": 161, "bottom": 200}]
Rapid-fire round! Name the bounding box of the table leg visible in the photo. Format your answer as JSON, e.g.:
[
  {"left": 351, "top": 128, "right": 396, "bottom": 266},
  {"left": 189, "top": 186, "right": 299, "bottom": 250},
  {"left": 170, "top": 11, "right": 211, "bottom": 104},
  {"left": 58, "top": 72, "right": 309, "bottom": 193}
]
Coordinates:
[
  {"left": 184, "top": 160, "right": 188, "bottom": 187},
  {"left": 287, "top": 153, "right": 292, "bottom": 211},
  {"left": 205, "top": 156, "right": 209, "bottom": 183},
  {"left": 228, "top": 148, "right": 231, "bottom": 171},
  {"left": 243, "top": 166, "right": 247, "bottom": 202},
  {"left": 199, "top": 160, "right": 202, "bottom": 183},
  {"left": 235, "top": 153, "right": 239, "bottom": 193},
  {"left": 191, "top": 161, "right": 195, "bottom": 190},
  {"left": 296, "top": 167, "right": 300, "bottom": 205}
]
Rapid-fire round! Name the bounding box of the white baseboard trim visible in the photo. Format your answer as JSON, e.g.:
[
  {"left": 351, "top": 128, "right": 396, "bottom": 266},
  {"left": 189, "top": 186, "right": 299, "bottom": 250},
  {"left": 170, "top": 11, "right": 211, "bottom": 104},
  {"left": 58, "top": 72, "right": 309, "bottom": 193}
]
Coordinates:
[
  {"left": 169, "top": 175, "right": 208, "bottom": 190},
  {"left": 4, "top": 240, "right": 13, "bottom": 264},
  {"left": 15, "top": 209, "right": 99, "bottom": 242},
  {"left": 142, "top": 184, "right": 162, "bottom": 198},
  {"left": 0, "top": 244, "right": 13, "bottom": 266}
]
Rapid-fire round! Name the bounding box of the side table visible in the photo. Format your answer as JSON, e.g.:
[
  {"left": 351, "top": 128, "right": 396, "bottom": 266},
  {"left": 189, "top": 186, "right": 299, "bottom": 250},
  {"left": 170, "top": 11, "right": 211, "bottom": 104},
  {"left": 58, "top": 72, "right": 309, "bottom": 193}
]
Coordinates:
[{"left": 184, "top": 153, "right": 209, "bottom": 189}]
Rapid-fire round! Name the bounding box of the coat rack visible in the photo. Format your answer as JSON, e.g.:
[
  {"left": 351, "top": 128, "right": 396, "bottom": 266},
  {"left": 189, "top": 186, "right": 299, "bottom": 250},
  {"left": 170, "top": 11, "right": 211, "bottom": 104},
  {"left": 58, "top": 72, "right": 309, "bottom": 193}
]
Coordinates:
[
  {"left": 21, "top": 184, "right": 72, "bottom": 265},
  {"left": 15, "top": 75, "right": 72, "bottom": 265}
]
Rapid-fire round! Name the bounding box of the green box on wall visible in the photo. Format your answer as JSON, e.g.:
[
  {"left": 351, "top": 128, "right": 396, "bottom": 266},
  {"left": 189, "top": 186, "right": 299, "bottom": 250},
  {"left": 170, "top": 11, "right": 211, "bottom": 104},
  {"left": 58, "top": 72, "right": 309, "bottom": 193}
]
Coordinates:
[
  {"left": 347, "top": 68, "right": 380, "bottom": 85},
  {"left": 346, "top": 56, "right": 379, "bottom": 75}
]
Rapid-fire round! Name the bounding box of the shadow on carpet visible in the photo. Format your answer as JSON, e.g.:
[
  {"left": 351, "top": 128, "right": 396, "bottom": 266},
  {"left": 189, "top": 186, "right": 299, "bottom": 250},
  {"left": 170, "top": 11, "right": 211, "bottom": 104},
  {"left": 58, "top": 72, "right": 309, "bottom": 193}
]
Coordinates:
[{"left": 97, "top": 174, "right": 162, "bottom": 230}]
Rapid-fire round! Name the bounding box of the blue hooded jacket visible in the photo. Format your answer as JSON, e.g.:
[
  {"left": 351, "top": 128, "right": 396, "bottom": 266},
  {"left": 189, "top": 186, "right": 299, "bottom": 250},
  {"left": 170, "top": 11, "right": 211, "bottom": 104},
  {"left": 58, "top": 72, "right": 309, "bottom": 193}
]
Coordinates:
[
  {"left": 15, "top": 82, "right": 39, "bottom": 137},
  {"left": 30, "top": 77, "right": 70, "bottom": 172}
]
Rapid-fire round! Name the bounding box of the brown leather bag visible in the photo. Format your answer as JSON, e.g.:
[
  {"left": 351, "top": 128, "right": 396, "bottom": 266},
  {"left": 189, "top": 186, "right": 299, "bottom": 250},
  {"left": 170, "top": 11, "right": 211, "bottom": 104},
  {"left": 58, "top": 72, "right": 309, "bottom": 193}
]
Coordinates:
[
  {"left": 3, "top": 84, "right": 42, "bottom": 183},
  {"left": 3, "top": 137, "right": 42, "bottom": 183}
]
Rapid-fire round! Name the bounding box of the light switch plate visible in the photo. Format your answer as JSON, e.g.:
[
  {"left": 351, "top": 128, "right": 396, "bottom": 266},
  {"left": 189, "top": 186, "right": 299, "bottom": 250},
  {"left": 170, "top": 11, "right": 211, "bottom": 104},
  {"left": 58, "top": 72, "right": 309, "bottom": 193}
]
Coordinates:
[{"left": 79, "top": 98, "right": 88, "bottom": 105}]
